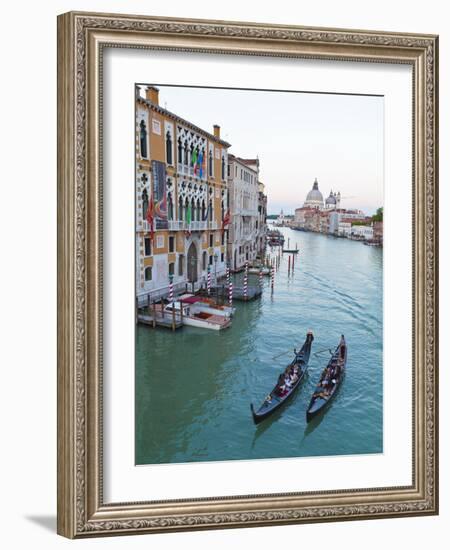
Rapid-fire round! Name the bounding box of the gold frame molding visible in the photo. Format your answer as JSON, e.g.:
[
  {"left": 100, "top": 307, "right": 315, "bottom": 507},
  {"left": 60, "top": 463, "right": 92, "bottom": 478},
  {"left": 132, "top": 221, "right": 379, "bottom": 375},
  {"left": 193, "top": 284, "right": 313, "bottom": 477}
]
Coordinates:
[{"left": 57, "top": 11, "right": 439, "bottom": 538}]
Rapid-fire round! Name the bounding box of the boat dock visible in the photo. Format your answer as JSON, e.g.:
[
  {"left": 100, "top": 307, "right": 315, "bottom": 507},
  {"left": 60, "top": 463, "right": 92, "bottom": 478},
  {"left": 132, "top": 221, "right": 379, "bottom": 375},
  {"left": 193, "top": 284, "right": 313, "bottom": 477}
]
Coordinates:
[{"left": 137, "top": 313, "right": 183, "bottom": 330}]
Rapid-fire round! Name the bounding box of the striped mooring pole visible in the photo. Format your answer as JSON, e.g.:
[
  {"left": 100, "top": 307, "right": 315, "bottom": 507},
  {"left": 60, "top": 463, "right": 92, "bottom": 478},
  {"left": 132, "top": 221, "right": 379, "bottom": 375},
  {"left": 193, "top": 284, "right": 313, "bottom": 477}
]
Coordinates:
[
  {"left": 168, "top": 274, "right": 174, "bottom": 302},
  {"left": 229, "top": 280, "right": 233, "bottom": 307},
  {"left": 271, "top": 265, "right": 275, "bottom": 294},
  {"left": 259, "top": 267, "right": 264, "bottom": 287},
  {"left": 226, "top": 265, "right": 230, "bottom": 286},
  {"left": 207, "top": 266, "right": 211, "bottom": 295},
  {"left": 244, "top": 261, "right": 249, "bottom": 299}
]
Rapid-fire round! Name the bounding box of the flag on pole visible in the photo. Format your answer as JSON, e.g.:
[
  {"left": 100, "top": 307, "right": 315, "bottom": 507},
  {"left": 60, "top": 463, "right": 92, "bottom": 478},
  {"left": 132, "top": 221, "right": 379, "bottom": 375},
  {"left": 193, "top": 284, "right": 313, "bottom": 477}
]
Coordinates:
[
  {"left": 191, "top": 147, "right": 198, "bottom": 169},
  {"left": 198, "top": 149, "right": 204, "bottom": 178},
  {"left": 185, "top": 203, "right": 192, "bottom": 237}
]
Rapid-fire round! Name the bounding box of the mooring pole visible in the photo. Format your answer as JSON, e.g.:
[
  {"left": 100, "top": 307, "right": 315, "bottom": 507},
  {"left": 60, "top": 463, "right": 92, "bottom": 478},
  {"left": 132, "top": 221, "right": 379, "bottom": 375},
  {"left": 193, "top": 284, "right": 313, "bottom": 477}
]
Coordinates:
[{"left": 152, "top": 300, "right": 156, "bottom": 328}]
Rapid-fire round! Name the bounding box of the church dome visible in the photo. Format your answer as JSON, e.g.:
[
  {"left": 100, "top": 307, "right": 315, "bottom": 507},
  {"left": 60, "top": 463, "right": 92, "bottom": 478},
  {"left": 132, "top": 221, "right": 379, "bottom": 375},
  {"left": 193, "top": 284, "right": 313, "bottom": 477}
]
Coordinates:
[
  {"left": 304, "top": 178, "right": 324, "bottom": 208},
  {"left": 325, "top": 190, "right": 336, "bottom": 205}
]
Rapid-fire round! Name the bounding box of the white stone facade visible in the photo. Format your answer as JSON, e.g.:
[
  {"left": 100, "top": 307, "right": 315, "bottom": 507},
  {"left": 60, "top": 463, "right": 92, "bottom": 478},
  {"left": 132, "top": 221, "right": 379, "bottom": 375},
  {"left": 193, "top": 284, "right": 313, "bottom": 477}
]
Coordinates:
[{"left": 227, "top": 156, "right": 260, "bottom": 270}]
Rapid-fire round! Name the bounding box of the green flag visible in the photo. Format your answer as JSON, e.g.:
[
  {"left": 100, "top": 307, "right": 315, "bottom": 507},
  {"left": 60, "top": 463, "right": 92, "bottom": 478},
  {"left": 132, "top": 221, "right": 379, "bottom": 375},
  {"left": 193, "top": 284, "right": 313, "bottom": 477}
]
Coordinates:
[{"left": 191, "top": 148, "right": 198, "bottom": 167}]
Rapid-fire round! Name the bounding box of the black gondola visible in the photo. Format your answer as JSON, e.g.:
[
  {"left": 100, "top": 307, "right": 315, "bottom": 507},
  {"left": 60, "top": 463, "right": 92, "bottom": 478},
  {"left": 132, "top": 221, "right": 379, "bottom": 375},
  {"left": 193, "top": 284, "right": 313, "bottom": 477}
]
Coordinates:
[
  {"left": 306, "top": 335, "right": 347, "bottom": 422},
  {"left": 251, "top": 331, "right": 314, "bottom": 424}
]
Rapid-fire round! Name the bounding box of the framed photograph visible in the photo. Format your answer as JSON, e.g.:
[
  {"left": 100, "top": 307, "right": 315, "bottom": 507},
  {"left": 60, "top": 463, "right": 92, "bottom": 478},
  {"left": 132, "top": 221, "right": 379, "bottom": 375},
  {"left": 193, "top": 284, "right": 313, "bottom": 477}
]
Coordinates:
[{"left": 57, "top": 11, "right": 439, "bottom": 538}]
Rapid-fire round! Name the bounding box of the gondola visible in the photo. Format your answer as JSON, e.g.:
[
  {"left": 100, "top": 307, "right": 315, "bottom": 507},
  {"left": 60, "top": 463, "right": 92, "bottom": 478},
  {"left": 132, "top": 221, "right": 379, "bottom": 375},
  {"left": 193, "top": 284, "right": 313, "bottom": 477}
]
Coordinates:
[
  {"left": 251, "top": 331, "right": 314, "bottom": 424},
  {"left": 306, "top": 335, "right": 347, "bottom": 422},
  {"left": 282, "top": 248, "right": 299, "bottom": 254}
]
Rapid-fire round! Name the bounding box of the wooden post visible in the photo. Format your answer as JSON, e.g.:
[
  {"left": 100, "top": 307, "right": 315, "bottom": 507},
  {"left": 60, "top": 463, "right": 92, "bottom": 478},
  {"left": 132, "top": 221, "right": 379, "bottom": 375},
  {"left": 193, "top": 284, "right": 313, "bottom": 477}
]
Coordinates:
[
  {"left": 172, "top": 303, "right": 176, "bottom": 331},
  {"left": 152, "top": 301, "right": 156, "bottom": 328},
  {"left": 288, "top": 254, "right": 291, "bottom": 274},
  {"left": 180, "top": 301, "right": 184, "bottom": 324},
  {"left": 292, "top": 253, "right": 295, "bottom": 271}
]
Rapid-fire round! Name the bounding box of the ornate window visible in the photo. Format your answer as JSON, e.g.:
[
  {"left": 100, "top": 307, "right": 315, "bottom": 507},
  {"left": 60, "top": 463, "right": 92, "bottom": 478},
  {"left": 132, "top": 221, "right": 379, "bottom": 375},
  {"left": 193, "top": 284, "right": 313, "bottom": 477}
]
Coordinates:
[
  {"left": 184, "top": 140, "right": 189, "bottom": 165},
  {"left": 209, "top": 199, "right": 213, "bottom": 221},
  {"left": 167, "top": 193, "right": 174, "bottom": 220},
  {"left": 221, "top": 156, "right": 225, "bottom": 180},
  {"left": 166, "top": 131, "right": 173, "bottom": 165},
  {"left": 178, "top": 138, "right": 183, "bottom": 163},
  {"left": 139, "top": 120, "right": 147, "bottom": 158},
  {"left": 208, "top": 150, "right": 213, "bottom": 177},
  {"left": 178, "top": 196, "right": 183, "bottom": 221},
  {"left": 142, "top": 188, "right": 149, "bottom": 220},
  {"left": 201, "top": 200, "right": 206, "bottom": 221},
  {"left": 202, "top": 251, "right": 207, "bottom": 270}
]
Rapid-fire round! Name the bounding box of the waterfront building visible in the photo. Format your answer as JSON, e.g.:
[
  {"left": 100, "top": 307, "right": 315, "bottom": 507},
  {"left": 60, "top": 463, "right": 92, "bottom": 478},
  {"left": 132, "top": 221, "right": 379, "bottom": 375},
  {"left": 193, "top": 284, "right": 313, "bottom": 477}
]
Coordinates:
[
  {"left": 257, "top": 181, "right": 268, "bottom": 256},
  {"left": 373, "top": 220, "right": 383, "bottom": 244},
  {"left": 338, "top": 220, "right": 352, "bottom": 237},
  {"left": 351, "top": 224, "right": 374, "bottom": 240},
  {"left": 227, "top": 155, "right": 260, "bottom": 271},
  {"left": 136, "top": 86, "right": 231, "bottom": 304}
]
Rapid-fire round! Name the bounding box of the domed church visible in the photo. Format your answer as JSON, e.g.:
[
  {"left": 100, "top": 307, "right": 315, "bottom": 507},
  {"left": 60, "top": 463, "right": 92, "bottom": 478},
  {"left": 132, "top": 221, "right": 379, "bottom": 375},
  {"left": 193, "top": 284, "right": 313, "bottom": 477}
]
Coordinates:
[
  {"left": 325, "top": 189, "right": 341, "bottom": 210},
  {"left": 303, "top": 178, "right": 340, "bottom": 211},
  {"left": 303, "top": 178, "right": 324, "bottom": 209}
]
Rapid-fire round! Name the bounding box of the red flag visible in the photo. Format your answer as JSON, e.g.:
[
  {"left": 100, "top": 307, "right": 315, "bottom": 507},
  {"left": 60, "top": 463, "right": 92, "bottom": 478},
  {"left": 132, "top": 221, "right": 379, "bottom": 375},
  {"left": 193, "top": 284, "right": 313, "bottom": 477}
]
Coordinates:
[
  {"left": 146, "top": 199, "right": 154, "bottom": 241},
  {"left": 221, "top": 209, "right": 231, "bottom": 233}
]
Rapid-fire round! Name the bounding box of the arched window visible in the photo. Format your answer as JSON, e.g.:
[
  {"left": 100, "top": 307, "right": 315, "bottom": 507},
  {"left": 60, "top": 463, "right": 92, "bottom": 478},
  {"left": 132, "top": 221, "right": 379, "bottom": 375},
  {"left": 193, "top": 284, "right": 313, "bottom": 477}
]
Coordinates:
[
  {"left": 191, "top": 198, "right": 195, "bottom": 222},
  {"left": 185, "top": 198, "right": 190, "bottom": 221},
  {"left": 178, "top": 138, "right": 183, "bottom": 163},
  {"left": 201, "top": 200, "right": 206, "bottom": 221},
  {"left": 209, "top": 199, "right": 213, "bottom": 221},
  {"left": 142, "top": 188, "right": 149, "bottom": 220},
  {"left": 166, "top": 131, "right": 172, "bottom": 165},
  {"left": 208, "top": 150, "right": 213, "bottom": 177},
  {"left": 184, "top": 141, "right": 189, "bottom": 165},
  {"left": 140, "top": 120, "right": 147, "bottom": 158},
  {"left": 221, "top": 201, "right": 224, "bottom": 221},
  {"left": 196, "top": 199, "right": 201, "bottom": 222},
  {"left": 167, "top": 193, "right": 174, "bottom": 220},
  {"left": 221, "top": 156, "right": 225, "bottom": 180},
  {"left": 178, "top": 196, "right": 183, "bottom": 221},
  {"left": 202, "top": 251, "right": 207, "bottom": 271}
]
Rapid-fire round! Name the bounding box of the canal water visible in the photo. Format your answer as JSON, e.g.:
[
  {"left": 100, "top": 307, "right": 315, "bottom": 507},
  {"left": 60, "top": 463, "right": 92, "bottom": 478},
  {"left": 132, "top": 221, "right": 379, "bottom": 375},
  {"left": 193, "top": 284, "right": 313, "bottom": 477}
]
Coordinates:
[{"left": 135, "top": 226, "right": 383, "bottom": 465}]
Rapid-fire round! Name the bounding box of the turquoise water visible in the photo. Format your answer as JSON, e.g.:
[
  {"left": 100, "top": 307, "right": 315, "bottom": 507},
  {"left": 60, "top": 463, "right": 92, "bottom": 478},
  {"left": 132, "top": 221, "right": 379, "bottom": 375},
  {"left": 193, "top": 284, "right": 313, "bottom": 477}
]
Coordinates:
[{"left": 135, "top": 226, "right": 383, "bottom": 465}]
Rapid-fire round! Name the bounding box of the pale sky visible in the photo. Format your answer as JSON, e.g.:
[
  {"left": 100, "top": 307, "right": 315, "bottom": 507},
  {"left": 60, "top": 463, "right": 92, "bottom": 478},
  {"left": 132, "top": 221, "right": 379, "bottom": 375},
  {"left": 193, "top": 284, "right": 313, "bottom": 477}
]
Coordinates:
[{"left": 138, "top": 85, "right": 383, "bottom": 215}]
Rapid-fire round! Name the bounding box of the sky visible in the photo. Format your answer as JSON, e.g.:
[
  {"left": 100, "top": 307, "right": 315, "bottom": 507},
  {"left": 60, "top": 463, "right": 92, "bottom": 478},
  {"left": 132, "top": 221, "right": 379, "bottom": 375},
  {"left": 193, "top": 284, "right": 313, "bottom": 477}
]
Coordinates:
[{"left": 138, "top": 85, "right": 384, "bottom": 216}]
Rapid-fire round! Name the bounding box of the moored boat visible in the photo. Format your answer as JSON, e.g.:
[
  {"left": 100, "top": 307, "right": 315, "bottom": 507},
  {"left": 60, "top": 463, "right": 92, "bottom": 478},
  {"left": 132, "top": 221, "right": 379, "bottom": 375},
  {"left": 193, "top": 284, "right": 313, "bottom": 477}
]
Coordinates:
[
  {"left": 248, "top": 266, "right": 271, "bottom": 276},
  {"left": 178, "top": 294, "right": 235, "bottom": 317},
  {"left": 162, "top": 301, "right": 231, "bottom": 330},
  {"left": 251, "top": 331, "right": 314, "bottom": 424},
  {"left": 306, "top": 335, "right": 347, "bottom": 422}
]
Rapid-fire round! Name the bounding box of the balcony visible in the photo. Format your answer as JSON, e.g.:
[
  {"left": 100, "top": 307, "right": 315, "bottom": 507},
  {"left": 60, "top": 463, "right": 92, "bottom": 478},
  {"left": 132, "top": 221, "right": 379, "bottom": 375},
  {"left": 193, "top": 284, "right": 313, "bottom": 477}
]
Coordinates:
[{"left": 168, "top": 220, "right": 209, "bottom": 231}]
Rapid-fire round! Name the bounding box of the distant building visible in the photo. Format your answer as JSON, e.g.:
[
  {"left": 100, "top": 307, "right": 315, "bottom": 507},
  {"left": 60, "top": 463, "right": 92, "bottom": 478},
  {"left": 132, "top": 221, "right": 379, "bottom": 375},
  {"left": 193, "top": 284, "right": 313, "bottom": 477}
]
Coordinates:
[
  {"left": 227, "top": 155, "right": 260, "bottom": 271},
  {"left": 351, "top": 224, "right": 374, "bottom": 240},
  {"left": 257, "top": 182, "right": 268, "bottom": 256},
  {"left": 373, "top": 220, "right": 383, "bottom": 244}
]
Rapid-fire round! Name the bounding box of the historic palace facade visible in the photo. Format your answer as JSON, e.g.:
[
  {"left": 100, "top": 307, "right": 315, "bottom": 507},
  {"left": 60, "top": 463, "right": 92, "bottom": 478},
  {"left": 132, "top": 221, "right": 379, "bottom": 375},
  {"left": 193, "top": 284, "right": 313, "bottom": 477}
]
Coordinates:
[{"left": 136, "top": 86, "right": 231, "bottom": 304}]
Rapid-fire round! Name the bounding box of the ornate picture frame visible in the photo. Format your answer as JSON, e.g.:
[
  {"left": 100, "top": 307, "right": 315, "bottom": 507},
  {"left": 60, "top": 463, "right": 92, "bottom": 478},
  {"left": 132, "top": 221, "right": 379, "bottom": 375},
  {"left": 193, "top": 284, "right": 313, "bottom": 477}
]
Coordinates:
[{"left": 57, "top": 11, "right": 438, "bottom": 538}]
